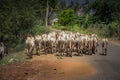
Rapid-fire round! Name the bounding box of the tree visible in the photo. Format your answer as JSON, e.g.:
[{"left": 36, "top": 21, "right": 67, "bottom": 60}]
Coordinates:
[
  {"left": 92, "top": 0, "right": 120, "bottom": 23},
  {"left": 58, "top": 0, "right": 66, "bottom": 11},
  {"left": 68, "top": 1, "right": 80, "bottom": 13},
  {"left": 0, "top": 0, "right": 59, "bottom": 47},
  {"left": 45, "top": 0, "right": 49, "bottom": 27},
  {"left": 58, "top": 9, "right": 75, "bottom": 26},
  {"left": 42, "top": 0, "right": 59, "bottom": 26},
  {"left": 0, "top": 0, "right": 36, "bottom": 41}
]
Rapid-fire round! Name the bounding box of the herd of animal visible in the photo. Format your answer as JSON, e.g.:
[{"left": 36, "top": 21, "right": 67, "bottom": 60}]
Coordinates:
[
  {"left": 25, "top": 31, "right": 108, "bottom": 59},
  {"left": 0, "top": 31, "right": 108, "bottom": 59}
]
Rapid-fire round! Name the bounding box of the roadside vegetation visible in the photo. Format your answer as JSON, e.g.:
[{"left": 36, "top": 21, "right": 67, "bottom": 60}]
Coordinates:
[
  {"left": 0, "top": 0, "right": 120, "bottom": 65},
  {"left": 53, "top": 0, "right": 120, "bottom": 39},
  {"left": 0, "top": 51, "right": 27, "bottom": 65}
]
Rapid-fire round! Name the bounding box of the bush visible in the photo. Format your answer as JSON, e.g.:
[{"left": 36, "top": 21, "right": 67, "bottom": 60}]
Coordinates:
[
  {"left": 15, "top": 40, "right": 25, "bottom": 52},
  {"left": 58, "top": 9, "right": 76, "bottom": 26},
  {"left": 108, "top": 21, "right": 120, "bottom": 38},
  {"left": 24, "top": 20, "right": 50, "bottom": 35},
  {"left": 31, "top": 25, "right": 50, "bottom": 35},
  {"left": 0, "top": 51, "right": 27, "bottom": 66}
]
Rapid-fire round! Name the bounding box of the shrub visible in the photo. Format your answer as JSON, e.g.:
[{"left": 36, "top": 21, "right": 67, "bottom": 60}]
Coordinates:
[
  {"left": 0, "top": 51, "right": 27, "bottom": 66},
  {"left": 15, "top": 40, "right": 25, "bottom": 52},
  {"left": 58, "top": 9, "right": 76, "bottom": 26}
]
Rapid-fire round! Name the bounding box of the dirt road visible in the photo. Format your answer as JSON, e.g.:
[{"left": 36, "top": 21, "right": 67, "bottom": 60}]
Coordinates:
[
  {"left": 0, "top": 54, "right": 97, "bottom": 80},
  {"left": 0, "top": 41, "right": 120, "bottom": 80}
]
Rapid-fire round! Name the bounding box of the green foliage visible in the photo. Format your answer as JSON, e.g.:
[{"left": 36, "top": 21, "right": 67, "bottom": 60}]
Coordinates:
[
  {"left": 53, "top": 0, "right": 120, "bottom": 39},
  {"left": 92, "top": 0, "right": 120, "bottom": 23},
  {"left": 15, "top": 39, "right": 25, "bottom": 52},
  {"left": 15, "top": 43, "right": 25, "bottom": 52},
  {"left": 0, "top": 0, "right": 120, "bottom": 51},
  {"left": 76, "top": 14, "right": 95, "bottom": 28},
  {"left": 58, "top": 9, "right": 76, "bottom": 26},
  {"left": 108, "top": 20, "right": 120, "bottom": 37},
  {"left": 14, "top": 22, "right": 50, "bottom": 51},
  {"left": 58, "top": 0, "right": 67, "bottom": 11},
  {"left": 0, "top": 0, "right": 52, "bottom": 49},
  {"left": 31, "top": 22, "right": 50, "bottom": 35},
  {"left": 0, "top": 0, "right": 37, "bottom": 48},
  {"left": 71, "top": 24, "right": 88, "bottom": 34},
  {"left": 68, "top": 1, "right": 80, "bottom": 12},
  {"left": 0, "top": 51, "right": 27, "bottom": 65}
]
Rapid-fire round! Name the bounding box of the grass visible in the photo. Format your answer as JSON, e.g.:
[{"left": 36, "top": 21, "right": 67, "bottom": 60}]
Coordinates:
[
  {"left": 0, "top": 51, "right": 27, "bottom": 66},
  {"left": 53, "top": 24, "right": 90, "bottom": 34}
]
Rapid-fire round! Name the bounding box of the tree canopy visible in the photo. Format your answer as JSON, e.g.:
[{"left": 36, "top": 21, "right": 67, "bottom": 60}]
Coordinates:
[
  {"left": 92, "top": 0, "right": 120, "bottom": 23},
  {"left": 0, "top": 0, "right": 120, "bottom": 48},
  {"left": 58, "top": 9, "right": 75, "bottom": 26}
]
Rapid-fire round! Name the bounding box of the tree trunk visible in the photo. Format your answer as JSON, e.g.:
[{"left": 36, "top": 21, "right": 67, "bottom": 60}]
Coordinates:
[{"left": 45, "top": 0, "right": 49, "bottom": 27}]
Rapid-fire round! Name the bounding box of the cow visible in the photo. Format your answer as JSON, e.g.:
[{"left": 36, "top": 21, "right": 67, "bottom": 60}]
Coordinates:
[
  {"left": 42, "top": 34, "right": 48, "bottom": 54},
  {"left": 65, "top": 37, "right": 73, "bottom": 57},
  {"left": 0, "top": 42, "right": 5, "bottom": 59},
  {"left": 80, "top": 35, "right": 89, "bottom": 55},
  {"left": 25, "top": 35, "right": 35, "bottom": 59},
  {"left": 101, "top": 38, "right": 108, "bottom": 56},
  {"left": 0, "top": 42, "right": 8, "bottom": 59},
  {"left": 91, "top": 34, "right": 99, "bottom": 54},
  {"left": 74, "top": 36, "right": 81, "bottom": 56},
  {"left": 24, "top": 31, "right": 103, "bottom": 58},
  {"left": 34, "top": 35, "right": 42, "bottom": 55}
]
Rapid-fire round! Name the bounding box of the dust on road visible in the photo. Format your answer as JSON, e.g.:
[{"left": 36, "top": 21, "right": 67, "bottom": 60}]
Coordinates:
[{"left": 0, "top": 55, "right": 97, "bottom": 80}]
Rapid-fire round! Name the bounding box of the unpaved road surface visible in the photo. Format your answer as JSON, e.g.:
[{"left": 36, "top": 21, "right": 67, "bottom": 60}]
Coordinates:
[{"left": 0, "top": 42, "right": 120, "bottom": 80}]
